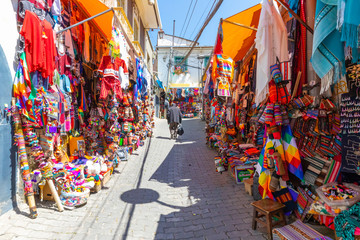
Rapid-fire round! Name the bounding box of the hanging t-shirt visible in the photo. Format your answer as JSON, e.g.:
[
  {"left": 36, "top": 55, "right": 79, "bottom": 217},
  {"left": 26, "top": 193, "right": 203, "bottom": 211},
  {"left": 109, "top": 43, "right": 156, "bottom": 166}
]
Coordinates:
[
  {"left": 212, "top": 54, "right": 234, "bottom": 83},
  {"left": 20, "top": 10, "right": 57, "bottom": 83},
  {"left": 20, "top": 10, "right": 45, "bottom": 73},
  {"left": 56, "top": 54, "right": 71, "bottom": 75},
  {"left": 98, "top": 56, "right": 128, "bottom": 100},
  {"left": 98, "top": 56, "right": 128, "bottom": 81},
  {"left": 42, "top": 19, "right": 57, "bottom": 83}
]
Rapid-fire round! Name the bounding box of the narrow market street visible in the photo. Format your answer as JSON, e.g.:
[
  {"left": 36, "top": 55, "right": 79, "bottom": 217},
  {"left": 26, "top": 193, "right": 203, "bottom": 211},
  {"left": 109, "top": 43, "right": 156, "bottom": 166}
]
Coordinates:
[{"left": 0, "top": 118, "right": 267, "bottom": 240}]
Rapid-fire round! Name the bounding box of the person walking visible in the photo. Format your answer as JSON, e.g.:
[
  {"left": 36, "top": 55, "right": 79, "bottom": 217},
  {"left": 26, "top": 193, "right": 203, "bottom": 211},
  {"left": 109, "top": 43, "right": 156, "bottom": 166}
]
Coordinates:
[
  {"left": 167, "top": 103, "right": 182, "bottom": 139},
  {"left": 164, "top": 98, "right": 169, "bottom": 119}
]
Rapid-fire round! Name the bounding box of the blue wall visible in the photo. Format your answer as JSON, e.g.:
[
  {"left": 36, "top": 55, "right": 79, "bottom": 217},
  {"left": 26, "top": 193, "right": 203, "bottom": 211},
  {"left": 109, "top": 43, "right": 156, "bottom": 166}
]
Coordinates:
[{"left": 0, "top": 45, "right": 16, "bottom": 215}]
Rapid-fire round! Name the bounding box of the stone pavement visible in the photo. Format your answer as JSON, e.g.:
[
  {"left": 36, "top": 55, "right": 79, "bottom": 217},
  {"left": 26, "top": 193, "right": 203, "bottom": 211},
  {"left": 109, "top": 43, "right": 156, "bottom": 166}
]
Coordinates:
[{"left": 0, "top": 118, "right": 267, "bottom": 240}]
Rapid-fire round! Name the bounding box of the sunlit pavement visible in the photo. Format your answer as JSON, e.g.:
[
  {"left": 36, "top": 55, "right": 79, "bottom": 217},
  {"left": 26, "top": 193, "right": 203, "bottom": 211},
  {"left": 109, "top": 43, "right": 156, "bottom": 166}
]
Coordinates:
[{"left": 0, "top": 118, "right": 267, "bottom": 240}]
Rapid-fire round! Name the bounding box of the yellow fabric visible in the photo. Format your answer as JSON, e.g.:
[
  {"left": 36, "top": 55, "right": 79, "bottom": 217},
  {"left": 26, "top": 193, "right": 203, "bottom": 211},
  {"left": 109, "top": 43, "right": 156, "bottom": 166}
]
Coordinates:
[
  {"left": 222, "top": 4, "right": 261, "bottom": 62},
  {"left": 76, "top": 0, "right": 114, "bottom": 41}
]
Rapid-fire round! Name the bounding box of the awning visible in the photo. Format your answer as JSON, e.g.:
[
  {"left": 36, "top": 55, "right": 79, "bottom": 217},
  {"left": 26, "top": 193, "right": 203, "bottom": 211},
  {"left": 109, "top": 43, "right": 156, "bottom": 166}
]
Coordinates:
[
  {"left": 222, "top": 4, "right": 261, "bottom": 62},
  {"left": 75, "top": 0, "right": 114, "bottom": 41}
]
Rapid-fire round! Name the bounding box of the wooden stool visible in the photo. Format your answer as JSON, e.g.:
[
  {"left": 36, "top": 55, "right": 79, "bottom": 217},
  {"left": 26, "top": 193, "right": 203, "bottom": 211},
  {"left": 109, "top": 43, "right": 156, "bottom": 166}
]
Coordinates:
[
  {"left": 251, "top": 199, "right": 286, "bottom": 240},
  {"left": 243, "top": 178, "right": 253, "bottom": 196}
]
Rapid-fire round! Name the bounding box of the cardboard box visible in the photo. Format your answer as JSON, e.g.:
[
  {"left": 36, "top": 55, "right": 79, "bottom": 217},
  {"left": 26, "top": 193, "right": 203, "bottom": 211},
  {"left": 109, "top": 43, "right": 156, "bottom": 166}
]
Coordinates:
[
  {"left": 101, "top": 171, "right": 111, "bottom": 187},
  {"left": 41, "top": 180, "right": 62, "bottom": 201}
]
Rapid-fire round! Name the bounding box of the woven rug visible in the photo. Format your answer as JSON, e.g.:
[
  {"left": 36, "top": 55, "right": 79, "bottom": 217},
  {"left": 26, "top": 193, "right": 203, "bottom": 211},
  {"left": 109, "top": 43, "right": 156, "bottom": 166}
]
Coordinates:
[{"left": 273, "top": 220, "right": 333, "bottom": 240}]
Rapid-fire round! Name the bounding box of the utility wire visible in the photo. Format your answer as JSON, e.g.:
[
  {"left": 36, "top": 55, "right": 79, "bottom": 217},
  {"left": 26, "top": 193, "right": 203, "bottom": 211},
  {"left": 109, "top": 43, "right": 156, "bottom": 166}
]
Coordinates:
[
  {"left": 179, "top": 0, "right": 194, "bottom": 38},
  {"left": 178, "top": 0, "right": 224, "bottom": 66},
  {"left": 189, "top": 0, "right": 215, "bottom": 40},
  {"left": 178, "top": 0, "right": 216, "bottom": 58},
  {"left": 181, "top": 0, "right": 199, "bottom": 40}
]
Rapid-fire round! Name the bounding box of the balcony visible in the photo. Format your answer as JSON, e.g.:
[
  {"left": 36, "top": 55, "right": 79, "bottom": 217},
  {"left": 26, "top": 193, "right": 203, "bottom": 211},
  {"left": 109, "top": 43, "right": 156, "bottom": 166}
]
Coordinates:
[
  {"left": 114, "top": 7, "right": 134, "bottom": 42},
  {"left": 132, "top": 41, "right": 144, "bottom": 58}
]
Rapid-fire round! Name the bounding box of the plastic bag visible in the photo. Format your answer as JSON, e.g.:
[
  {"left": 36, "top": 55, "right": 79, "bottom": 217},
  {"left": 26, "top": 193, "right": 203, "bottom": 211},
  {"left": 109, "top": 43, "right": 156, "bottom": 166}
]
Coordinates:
[{"left": 177, "top": 124, "right": 184, "bottom": 136}]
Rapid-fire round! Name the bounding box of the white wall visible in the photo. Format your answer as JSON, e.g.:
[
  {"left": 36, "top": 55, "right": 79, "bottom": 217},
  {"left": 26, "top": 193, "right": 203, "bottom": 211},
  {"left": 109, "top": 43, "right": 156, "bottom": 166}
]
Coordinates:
[
  {"left": 157, "top": 34, "right": 195, "bottom": 47},
  {"left": 157, "top": 47, "right": 212, "bottom": 89},
  {"left": 0, "top": 0, "right": 19, "bottom": 78},
  {"left": 0, "top": 0, "right": 19, "bottom": 215}
]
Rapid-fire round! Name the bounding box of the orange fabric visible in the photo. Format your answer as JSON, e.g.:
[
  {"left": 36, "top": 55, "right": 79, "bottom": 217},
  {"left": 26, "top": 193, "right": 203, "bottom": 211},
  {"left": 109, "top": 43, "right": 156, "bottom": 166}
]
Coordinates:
[
  {"left": 222, "top": 4, "right": 261, "bottom": 62},
  {"left": 75, "top": 0, "right": 113, "bottom": 41}
]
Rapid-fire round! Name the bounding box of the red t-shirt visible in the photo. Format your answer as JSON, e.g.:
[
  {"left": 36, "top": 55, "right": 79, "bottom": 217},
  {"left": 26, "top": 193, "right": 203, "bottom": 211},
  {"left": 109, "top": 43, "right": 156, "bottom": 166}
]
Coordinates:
[
  {"left": 98, "top": 56, "right": 128, "bottom": 81},
  {"left": 20, "top": 10, "right": 44, "bottom": 73},
  {"left": 20, "top": 10, "right": 57, "bottom": 83},
  {"left": 42, "top": 19, "right": 57, "bottom": 83}
]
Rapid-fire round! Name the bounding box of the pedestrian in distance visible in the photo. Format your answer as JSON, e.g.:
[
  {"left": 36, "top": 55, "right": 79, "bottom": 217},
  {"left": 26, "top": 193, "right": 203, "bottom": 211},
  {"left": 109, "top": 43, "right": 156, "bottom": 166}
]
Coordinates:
[{"left": 167, "top": 103, "right": 182, "bottom": 139}]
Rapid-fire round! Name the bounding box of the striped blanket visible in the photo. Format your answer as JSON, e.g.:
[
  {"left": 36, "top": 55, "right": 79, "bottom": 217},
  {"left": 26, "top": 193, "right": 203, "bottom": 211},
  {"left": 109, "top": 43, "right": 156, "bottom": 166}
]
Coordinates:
[{"left": 273, "top": 220, "right": 333, "bottom": 240}]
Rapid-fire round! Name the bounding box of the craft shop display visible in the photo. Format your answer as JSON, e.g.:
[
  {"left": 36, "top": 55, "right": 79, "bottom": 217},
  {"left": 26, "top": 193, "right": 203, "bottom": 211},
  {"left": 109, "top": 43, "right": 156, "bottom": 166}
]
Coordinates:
[{"left": 11, "top": 0, "right": 155, "bottom": 218}]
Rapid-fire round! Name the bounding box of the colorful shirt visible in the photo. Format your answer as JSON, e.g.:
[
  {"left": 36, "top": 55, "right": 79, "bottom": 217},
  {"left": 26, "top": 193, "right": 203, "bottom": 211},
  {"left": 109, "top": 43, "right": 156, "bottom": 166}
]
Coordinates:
[{"left": 212, "top": 54, "right": 234, "bottom": 82}]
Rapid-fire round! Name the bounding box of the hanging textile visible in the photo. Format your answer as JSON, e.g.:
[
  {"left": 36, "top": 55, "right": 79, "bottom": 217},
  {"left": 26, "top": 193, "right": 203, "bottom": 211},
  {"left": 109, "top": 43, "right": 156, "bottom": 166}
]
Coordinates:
[
  {"left": 258, "top": 137, "right": 286, "bottom": 199},
  {"left": 310, "top": 0, "right": 344, "bottom": 94},
  {"left": 292, "top": 0, "right": 307, "bottom": 97},
  {"left": 255, "top": 0, "right": 289, "bottom": 105},
  {"left": 282, "top": 125, "right": 304, "bottom": 180},
  {"left": 214, "top": 22, "right": 223, "bottom": 55},
  {"left": 337, "top": 0, "right": 360, "bottom": 53}
]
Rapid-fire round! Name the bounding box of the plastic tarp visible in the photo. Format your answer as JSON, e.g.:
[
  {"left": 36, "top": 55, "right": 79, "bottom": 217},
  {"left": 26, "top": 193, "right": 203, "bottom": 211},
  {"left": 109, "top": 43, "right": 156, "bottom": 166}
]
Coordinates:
[
  {"left": 76, "top": 0, "right": 114, "bottom": 41},
  {"left": 222, "top": 4, "right": 261, "bottom": 62}
]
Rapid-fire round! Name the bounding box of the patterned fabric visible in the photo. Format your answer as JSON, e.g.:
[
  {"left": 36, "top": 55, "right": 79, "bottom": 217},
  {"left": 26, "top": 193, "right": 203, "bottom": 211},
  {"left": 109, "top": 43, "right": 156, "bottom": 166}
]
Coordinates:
[
  {"left": 273, "top": 220, "right": 333, "bottom": 240},
  {"left": 258, "top": 138, "right": 285, "bottom": 199},
  {"left": 318, "top": 215, "right": 335, "bottom": 230},
  {"left": 282, "top": 125, "right": 304, "bottom": 180},
  {"left": 324, "top": 156, "right": 341, "bottom": 184},
  {"left": 335, "top": 202, "right": 360, "bottom": 240},
  {"left": 303, "top": 156, "right": 327, "bottom": 186},
  {"left": 273, "top": 188, "right": 296, "bottom": 214},
  {"left": 212, "top": 54, "right": 234, "bottom": 82},
  {"left": 295, "top": 187, "right": 313, "bottom": 221},
  {"left": 280, "top": 60, "right": 291, "bottom": 81}
]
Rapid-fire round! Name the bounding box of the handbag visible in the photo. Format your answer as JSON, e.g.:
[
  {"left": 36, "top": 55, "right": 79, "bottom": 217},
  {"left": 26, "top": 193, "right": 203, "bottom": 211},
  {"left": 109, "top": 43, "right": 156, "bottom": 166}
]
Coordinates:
[
  {"left": 270, "top": 58, "right": 282, "bottom": 84},
  {"left": 280, "top": 60, "right": 291, "bottom": 81}
]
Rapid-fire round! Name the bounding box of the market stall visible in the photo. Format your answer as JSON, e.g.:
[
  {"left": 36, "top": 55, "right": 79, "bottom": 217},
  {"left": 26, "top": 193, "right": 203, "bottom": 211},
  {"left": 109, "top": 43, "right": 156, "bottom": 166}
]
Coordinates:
[
  {"left": 203, "top": 0, "right": 360, "bottom": 239},
  {"left": 12, "top": 0, "right": 155, "bottom": 218}
]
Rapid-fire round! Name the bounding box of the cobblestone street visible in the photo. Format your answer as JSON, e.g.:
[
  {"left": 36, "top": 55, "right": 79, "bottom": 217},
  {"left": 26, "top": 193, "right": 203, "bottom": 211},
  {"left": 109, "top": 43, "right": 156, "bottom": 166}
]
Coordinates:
[{"left": 0, "top": 118, "right": 267, "bottom": 240}]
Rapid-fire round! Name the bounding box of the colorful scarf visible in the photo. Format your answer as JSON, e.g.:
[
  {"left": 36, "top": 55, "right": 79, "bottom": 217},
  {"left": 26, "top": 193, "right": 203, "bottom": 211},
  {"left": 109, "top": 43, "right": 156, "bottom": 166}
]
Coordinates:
[
  {"left": 282, "top": 125, "right": 304, "bottom": 180},
  {"left": 337, "top": 0, "right": 360, "bottom": 52},
  {"left": 311, "top": 1, "right": 344, "bottom": 94}
]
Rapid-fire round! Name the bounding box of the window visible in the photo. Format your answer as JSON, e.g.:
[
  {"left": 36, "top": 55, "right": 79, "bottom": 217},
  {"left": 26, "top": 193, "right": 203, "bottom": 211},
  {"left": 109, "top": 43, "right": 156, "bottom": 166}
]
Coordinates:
[
  {"left": 174, "top": 56, "right": 188, "bottom": 71},
  {"left": 133, "top": 4, "right": 140, "bottom": 41},
  {"left": 204, "top": 56, "right": 210, "bottom": 68},
  {"left": 147, "top": 54, "right": 151, "bottom": 67},
  {"left": 133, "top": 18, "right": 139, "bottom": 41}
]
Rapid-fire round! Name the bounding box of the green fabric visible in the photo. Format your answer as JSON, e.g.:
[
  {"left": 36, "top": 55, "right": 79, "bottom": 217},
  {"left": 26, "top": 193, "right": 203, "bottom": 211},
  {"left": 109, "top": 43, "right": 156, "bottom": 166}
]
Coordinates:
[
  {"left": 340, "top": 0, "right": 360, "bottom": 49},
  {"left": 335, "top": 202, "right": 360, "bottom": 239}
]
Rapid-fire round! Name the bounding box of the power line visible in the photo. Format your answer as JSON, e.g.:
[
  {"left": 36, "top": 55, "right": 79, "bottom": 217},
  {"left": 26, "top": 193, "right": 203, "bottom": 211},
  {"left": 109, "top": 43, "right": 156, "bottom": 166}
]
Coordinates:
[
  {"left": 181, "top": 0, "right": 199, "bottom": 40},
  {"left": 178, "top": 0, "right": 224, "bottom": 66},
  {"left": 179, "top": 0, "right": 216, "bottom": 58},
  {"left": 179, "top": 0, "right": 194, "bottom": 38},
  {"left": 189, "top": 0, "right": 215, "bottom": 40}
]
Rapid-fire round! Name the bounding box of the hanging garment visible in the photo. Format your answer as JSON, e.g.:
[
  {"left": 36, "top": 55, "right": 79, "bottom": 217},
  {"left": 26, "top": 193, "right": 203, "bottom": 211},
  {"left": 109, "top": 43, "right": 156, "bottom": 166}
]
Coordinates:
[
  {"left": 292, "top": 0, "right": 307, "bottom": 96},
  {"left": 311, "top": 1, "right": 344, "bottom": 94},
  {"left": 255, "top": 0, "right": 289, "bottom": 105},
  {"left": 83, "top": 22, "right": 90, "bottom": 62},
  {"left": 337, "top": 0, "right": 360, "bottom": 53},
  {"left": 212, "top": 54, "right": 234, "bottom": 83},
  {"left": 217, "top": 77, "right": 231, "bottom": 97},
  {"left": 203, "top": 67, "right": 211, "bottom": 95}
]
